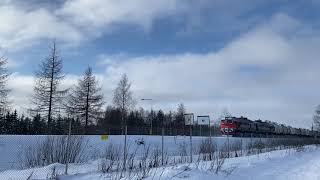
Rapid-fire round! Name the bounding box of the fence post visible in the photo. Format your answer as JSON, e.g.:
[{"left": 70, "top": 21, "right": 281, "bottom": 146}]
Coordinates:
[
  {"left": 209, "top": 120, "right": 212, "bottom": 139},
  {"left": 190, "top": 124, "right": 193, "bottom": 163},
  {"left": 226, "top": 126, "right": 230, "bottom": 158},
  {"left": 123, "top": 125, "right": 127, "bottom": 170},
  {"left": 240, "top": 134, "right": 243, "bottom": 156},
  {"left": 65, "top": 118, "right": 72, "bottom": 175},
  {"left": 162, "top": 126, "right": 164, "bottom": 166}
]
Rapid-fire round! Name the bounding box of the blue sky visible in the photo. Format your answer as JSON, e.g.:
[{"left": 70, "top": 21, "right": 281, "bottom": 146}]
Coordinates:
[
  {"left": 1, "top": 0, "right": 320, "bottom": 128},
  {"left": 6, "top": 0, "right": 317, "bottom": 74}
]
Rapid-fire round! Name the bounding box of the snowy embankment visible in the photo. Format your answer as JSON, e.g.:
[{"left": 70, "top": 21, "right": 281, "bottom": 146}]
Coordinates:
[
  {"left": 0, "top": 135, "right": 259, "bottom": 171},
  {"left": 1, "top": 145, "right": 319, "bottom": 180}
]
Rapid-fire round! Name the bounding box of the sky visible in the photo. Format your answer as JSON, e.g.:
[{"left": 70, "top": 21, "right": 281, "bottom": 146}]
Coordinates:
[{"left": 1, "top": 0, "right": 320, "bottom": 128}]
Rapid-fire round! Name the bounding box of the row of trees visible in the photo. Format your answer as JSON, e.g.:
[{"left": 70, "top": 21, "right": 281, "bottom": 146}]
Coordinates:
[
  {"left": 29, "top": 42, "right": 106, "bottom": 134},
  {"left": 27, "top": 41, "right": 137, "bottom": 134},
  {"left": 0, "top": 104, "right": 220, "bottom": 135},
  {"left": 0, "top": 42, "right": 198, "bottom": 135}
]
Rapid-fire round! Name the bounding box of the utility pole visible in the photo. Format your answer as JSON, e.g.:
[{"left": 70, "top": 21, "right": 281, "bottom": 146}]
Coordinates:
[
  {"left": 209, "top": 118, "right": 212, "bottom": 139},
  {"left": 65, "top": 116, "right": 72, "bottom": 175},
  {"left": 227, "top": 126, "right": 230, "bottom": 158},
  {"left": 184, "top": 113, "right": 194, "bottom": 163},
  {"left": 123, "top": 125, "right": 127, "bottom": 170},
  {"left": 161, "top": 126, "right": 164, "bottom": 165},
  {"left": 190, "top": 122, "right": 193, "bottom": 163},
  {"left": 161, "top": 110, "right": 165, "bottom": 166}
]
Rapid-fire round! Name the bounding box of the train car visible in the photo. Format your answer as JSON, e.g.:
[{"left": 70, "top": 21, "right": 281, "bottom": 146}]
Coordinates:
[
  {"left": 306, "top": 129, "right": 312, "bottom": 136},
  {"left": 281, "top": 125, "right": 290, "bottom": 135},
  {"left": 302, "top": 129, "right": 306, "bottom": 136},
  {"left": 220, "top": 117, "right": 236, "bottom": 135},
  {"left": 271, "top": 122, "right": 282, "bottom": 135},
  {"left": 255, "top": 120, "right": 274, "bottom": 135},
  {"left": 220, "top": 116, "right": 255, "bottom": 136},
  {"left": 220, "top": 116, "right": 315, "bottom": 137},
  {"left": 289, "top": 127, "right": 298, "bottom": 135},
  {"left": 220, "top": 117, "right": 274, "bottom": 136}
]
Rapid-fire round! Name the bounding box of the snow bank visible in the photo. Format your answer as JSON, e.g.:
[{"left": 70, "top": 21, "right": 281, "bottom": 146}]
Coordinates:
[{"left": 1, "top": 145, "right": 319, "bottom": 180}]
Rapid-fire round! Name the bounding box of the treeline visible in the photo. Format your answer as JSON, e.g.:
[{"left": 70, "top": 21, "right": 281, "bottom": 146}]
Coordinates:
[{"left": 0, "top": 106, "right": 220, "bottom": 136}]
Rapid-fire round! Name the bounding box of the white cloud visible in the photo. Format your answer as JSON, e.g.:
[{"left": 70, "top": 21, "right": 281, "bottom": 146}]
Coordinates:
[
  {"left": 58, "top": 0, "right": 178, "bottom": 31},
  {"left": 7, "top": 74, "right": 34, "bottom": 113},
  {"left": 97, "top": 14, "right": 320, "bottom": 128},
  {"left": 0, "top": 0, "right": 181, "bottom": 50},
  {"left": 0, "top": 5, "right": 84, "bottom": 50}
]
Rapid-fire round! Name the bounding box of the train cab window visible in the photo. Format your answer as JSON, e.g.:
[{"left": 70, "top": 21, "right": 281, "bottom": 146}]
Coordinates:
[{"left": 227, "top": 120, "right": 233, "bottom": 123}]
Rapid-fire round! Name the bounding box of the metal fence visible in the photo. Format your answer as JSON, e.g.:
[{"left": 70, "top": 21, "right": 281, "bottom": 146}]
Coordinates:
[{"left": 0, "top": 126, "right": 319, "bottom": 179}]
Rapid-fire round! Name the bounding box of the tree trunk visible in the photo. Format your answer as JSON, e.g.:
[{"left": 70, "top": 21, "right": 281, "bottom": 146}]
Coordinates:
[
  {"left": 85, "top": 82, "right": 90, "bottom": 134},
  {"left": 48, "top": 45, "right": 56, "bottom": 133}
]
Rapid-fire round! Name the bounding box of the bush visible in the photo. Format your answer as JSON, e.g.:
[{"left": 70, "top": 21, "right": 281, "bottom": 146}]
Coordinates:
[
  {"left": 100, "top": 144, "right": 121, "bottom": 173},
  {"left": 199, "top": 138, "right": 216, "bottom": 161},
  {"left": 21, "top": 135, "right": 88, "bottom": 168}
]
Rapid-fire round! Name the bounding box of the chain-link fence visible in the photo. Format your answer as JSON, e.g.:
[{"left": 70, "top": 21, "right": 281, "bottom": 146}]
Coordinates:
[{"left": 0, "top": 125, "right": 319, "bottom": 179}]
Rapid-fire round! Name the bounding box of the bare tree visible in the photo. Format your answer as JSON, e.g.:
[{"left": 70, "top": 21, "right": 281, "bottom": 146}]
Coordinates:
[
  {"left": 177, "top": 103, "right": 186, "bottom": 116},
  {"left": 113, "top": 73, "right": 135, "bottom": 170},
  {"left": 66, "top": 66, "right": 104, "bottom": 133},
  {"left": 218, "top": 108, "right": 232, "bottom": 120},
  {"left": 113, "top": 73, "right": 135, "bottom": 130},
  {"left": 0, "top": 55, "right": 10, "bottom": 113},
  {"left": 313, "top": 105, "right": 320, "bottom": 131},
  {"left": 31, "top": 41, "right": 67, "bottom": 130}
]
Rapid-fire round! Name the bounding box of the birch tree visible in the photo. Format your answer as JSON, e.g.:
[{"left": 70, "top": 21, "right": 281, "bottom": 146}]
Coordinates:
[
  {"left": 0, "top": 55, "right": 10, "bottom": 113},
  {"left": 113, "top": 74, "right": 135, "bottom": 131},
  {"left": 313, "top": 105, "right": 320, "bottom": 131}
]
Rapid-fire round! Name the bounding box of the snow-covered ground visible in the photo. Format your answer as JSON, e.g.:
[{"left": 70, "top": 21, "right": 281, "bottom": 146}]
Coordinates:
[
  {"left": 0, "top": 145, "right": 319, "bottom": 180},
  {"left": 0, "top": 135, "right": 260, "bottom": 171}
]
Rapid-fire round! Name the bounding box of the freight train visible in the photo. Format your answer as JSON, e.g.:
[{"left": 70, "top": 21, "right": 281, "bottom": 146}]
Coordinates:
[{"left": 220, "top": 116, "right": 319, "bottom": 137}]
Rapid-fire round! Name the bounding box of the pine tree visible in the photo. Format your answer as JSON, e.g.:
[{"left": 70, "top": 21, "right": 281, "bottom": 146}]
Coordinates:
[
  {"left": 175, "top": 103, "right": 186, "bottom": 135},
  {"left": 66, "top": 67, "right": 104, "bottom": 133},
  {"left": 12, "top": 110, "right": 18, "bottom": 134},
  {"left": 0, "top": 114, "right": 4, "bottom": 134},
  {"left": 32, "top": 114, "right": 46, "bottom": 134},
  {"left": 156, "top": 110, "right": 165, "bottom": 128}
]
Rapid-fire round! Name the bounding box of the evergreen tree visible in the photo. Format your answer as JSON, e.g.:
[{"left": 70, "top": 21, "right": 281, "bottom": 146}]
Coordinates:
[
  {"left": 156, "top": 110, "right": 165, "bottom": 128},
  {"left": 0, "top": 114, "right": 4, "bottom": 133},
  {"left": 66, "top": 67, "right": 104, "bottom": 133},
  {"left": 175, "top": 103, "right": 186, "bottom": 134},
  {"left": 11, "top": 110, "right": 18, "bottom": 134},
  {"left": 32, "top": 114, "right": 46, "bottom": 134},
  {"left": 19, "top": 115, "right": 30, "bottom": 134}
]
